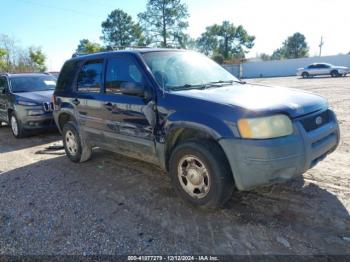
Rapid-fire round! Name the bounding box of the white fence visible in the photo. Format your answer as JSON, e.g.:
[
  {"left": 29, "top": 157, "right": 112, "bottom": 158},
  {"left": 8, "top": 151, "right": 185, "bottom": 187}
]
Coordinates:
[{"left": 223, "top": 54, "right": 350, "bottom": 79}]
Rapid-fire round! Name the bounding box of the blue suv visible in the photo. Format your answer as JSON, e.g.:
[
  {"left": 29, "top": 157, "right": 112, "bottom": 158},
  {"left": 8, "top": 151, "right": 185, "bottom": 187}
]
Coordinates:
[{"left": 53, "top": 49, "right": 340, "bottom": 208}]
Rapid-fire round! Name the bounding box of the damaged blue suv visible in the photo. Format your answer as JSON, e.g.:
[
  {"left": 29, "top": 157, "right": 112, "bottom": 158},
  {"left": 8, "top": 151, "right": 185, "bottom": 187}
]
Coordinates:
[{"left": 53, "top": 49, "right": 340, "bottom": 208}]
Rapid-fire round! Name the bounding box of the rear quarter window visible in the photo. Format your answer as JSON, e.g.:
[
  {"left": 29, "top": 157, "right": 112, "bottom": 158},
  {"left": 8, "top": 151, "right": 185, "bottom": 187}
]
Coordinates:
[{"left": 56, "top": 60, "right": 80, "bottom": 92}]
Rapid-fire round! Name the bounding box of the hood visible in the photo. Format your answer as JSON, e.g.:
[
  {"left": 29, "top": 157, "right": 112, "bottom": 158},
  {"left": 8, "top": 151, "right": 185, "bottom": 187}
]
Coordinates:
[
  {"left": 173, "top": 83, "right": 328, "bottom": 118},
  {"left": 333, "top": 66, "right": 348, "bottom": 69},
  {"left": 14, "top": 90, "right": 53, "bottom": 103}
]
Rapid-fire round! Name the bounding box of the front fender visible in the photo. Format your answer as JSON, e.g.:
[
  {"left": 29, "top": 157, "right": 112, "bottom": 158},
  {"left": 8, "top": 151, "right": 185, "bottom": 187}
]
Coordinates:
[{"left": 164, "top": 111, "right": 237, "bottom": 139}]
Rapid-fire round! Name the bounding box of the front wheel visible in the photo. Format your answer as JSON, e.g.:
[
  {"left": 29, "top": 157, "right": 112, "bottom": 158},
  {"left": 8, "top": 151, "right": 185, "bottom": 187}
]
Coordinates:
[
  {"left": 169, "top": 140, "right": 234, "bottom": 209},
  {"left": 331, "top": 70, "right": 339, "bottom": 77},
  {"left": 62, "top": 121, "right": 92, "bottom": 163},
  {"left": 302, "top": 72, "right": 309, "bottom": 78},
  {"left": 10, "top": 113, "right": 26, "bottom": 138}
]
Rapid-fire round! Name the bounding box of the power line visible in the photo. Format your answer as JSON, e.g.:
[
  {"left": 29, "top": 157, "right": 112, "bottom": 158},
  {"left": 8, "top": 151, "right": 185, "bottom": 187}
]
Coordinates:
[
  {"left": 17, "top": 0, "right": 101, "bottom": 17},
  {"left": 76, "top": 0, "right": 116, "bottom": 9}
]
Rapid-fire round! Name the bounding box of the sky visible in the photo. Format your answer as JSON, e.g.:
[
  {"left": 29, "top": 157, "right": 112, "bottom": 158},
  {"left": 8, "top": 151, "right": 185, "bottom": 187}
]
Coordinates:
[{"left": 1, "top": 0, "right": 349, "bottom": 71}]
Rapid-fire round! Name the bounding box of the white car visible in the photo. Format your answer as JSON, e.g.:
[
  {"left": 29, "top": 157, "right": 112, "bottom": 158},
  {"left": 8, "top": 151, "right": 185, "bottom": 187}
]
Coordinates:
[{"left": 297, "top": 63, "right": 349, "bottom": 78}]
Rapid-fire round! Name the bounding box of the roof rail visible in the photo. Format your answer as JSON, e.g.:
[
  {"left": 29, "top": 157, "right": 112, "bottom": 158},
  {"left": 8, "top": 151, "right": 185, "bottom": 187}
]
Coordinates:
[
  {"left": 71, "top": 46, "right": 152, "bottom": 58},
  {"left": 109, "top": 46, "right": 151, "bottom": 50}
]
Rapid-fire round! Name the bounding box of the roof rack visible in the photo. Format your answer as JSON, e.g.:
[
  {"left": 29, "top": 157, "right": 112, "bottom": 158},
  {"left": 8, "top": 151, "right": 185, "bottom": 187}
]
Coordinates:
[
  {"left": 108, "top": 46, "right": 151, "bottom": 51},
  {"left": 72, "top": 46, "right": 152, "bottom": 58}
]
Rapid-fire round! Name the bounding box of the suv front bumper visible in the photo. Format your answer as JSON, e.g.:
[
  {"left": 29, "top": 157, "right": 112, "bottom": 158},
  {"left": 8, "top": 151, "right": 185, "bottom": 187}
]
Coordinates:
[
  {"left": 15, "top": 105, "right": 56, "bottom": 130},
  {"left": 219, "top": 110, "right": 340, "bottom": 191}
]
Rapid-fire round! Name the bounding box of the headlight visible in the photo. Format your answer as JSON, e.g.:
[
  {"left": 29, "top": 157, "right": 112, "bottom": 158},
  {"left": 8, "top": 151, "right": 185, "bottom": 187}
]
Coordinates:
[
  {"left": 238, "top": 114, "right": 293, "bottom": 139},
  {"left": 17, "top": 100, "right": 38, "bottom": 106}
]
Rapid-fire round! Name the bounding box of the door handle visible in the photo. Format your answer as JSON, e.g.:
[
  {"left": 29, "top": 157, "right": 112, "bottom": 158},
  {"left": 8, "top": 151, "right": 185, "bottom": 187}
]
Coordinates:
[
  {"left": 72, "top": 98, "right": 80, "bottom": 105},
  {"left": 104, "top": 102, "right": 113, "bottom": 107}
]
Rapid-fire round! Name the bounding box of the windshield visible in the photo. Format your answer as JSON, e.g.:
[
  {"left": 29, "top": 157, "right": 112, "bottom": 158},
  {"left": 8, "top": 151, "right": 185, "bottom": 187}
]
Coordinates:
[
  {"left": 10, "top": 75, "right": 56, "bottom": 93},
  {"left": 142, "top": 51, "right": 239, "bottom": 91}
]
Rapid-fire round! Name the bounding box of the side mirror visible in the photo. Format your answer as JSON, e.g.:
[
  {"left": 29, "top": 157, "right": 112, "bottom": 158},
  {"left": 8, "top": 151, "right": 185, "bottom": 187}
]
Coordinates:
[
  {"left": 120, "top": 82, "right": 145, "bottom": 97},
  {"left": 1, "top": 88, "right": 7, "bottom": 95}
]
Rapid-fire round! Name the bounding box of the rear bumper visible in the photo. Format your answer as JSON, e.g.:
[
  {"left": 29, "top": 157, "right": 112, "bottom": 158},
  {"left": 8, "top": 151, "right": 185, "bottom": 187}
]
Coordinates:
[{"left": 219, "top": 110, "right": 340, "bottom": 191}]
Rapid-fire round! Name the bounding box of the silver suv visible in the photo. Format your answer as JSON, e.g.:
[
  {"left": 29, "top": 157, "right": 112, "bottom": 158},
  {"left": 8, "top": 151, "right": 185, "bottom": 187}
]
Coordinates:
[{"left": 297, "top": 63, "right": 349, "bottom": 78}]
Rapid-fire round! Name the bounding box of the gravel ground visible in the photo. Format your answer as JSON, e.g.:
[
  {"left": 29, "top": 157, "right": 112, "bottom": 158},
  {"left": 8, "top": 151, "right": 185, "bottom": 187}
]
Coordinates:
[{"left": 0, "top": 76, "right": 349, "bottom": 255}]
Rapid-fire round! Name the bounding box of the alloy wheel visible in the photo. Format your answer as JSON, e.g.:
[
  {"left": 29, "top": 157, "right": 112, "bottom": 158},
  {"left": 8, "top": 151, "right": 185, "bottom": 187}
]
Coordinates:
[{"left": 11, "top": 116, "right": 19, "bottom": 136}]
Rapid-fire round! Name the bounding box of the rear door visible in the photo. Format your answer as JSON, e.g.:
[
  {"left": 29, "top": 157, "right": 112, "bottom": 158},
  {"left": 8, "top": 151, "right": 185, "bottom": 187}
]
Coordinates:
[
  {"left": 0, "top": 76, "right": 9, "bottom": 122},
  {"left": 99, "top": 54, "right": 157, "bottom": 161},
  {"left": 74, "top": 59, "right": 105, "bottom": 141}
]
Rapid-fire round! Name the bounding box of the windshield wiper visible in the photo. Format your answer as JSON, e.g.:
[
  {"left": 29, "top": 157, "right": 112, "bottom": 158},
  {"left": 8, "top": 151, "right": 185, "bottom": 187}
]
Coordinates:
[
  {"left": 167, "top": 84, "right": 207, "bottom": 91},
  {"left": 168, "top": 80, "right": 245, "bottom": 91},
  {"left": 202, "top": 80, "right": 246, "bottom": 89},
  {"left": 210, "top": 80, "right": 245, "bottom": 85}
]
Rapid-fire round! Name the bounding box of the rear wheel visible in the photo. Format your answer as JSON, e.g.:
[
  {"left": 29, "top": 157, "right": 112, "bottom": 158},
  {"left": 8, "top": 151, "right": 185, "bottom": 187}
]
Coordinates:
[
  {"left": 62, "top": 121, "right": 92, "bottom": 163},
  {"left": 169, "top": 140, "right": 234, "bottom": 209},
  {"left": 302, "top": 72, "right": 309, "bottom": 78},
  {"left": 10, "top": 113, "right": 26, "bottom": 138}
]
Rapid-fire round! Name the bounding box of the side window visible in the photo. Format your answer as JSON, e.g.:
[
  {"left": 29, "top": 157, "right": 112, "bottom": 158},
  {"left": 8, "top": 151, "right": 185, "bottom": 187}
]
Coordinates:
[
  {"left": 56, "top": 60, "right": 80, "bottom": 91},
  {"left": 105, "top": 55, "right": 144, "bottom": 94},
  {"left": 0, "top": 77, "right": 8, "bottom": 93},
  {"left": 77, "top": 60, "right": 103, "bottom": 93}
]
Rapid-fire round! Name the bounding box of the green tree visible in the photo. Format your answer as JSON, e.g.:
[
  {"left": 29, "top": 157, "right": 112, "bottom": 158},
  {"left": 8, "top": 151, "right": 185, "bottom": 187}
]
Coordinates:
[
  {"left": 138, "top": 0, "right": 189, "bottom": 48},
  {"left": 212, "top": 54, "right": 224, "bottom": 64},
  {"left": 76, "top": 39, "right": 103, "bottom": 55},
  {"left": 29, "top": 47, "right": 47, "bottom": 72},
  {"left": 258, "top": 53, "right": 272, "bottom": 61},
  {"left": 271, "top": 48, "right": 285, "bottom": 60},
  {"left": 101, "top": 9, "right": 145, "bottom": 48},
  {"left": 280, "top": 32, "right": 309, "bottom": 59},
  {"left": 196, "top": 21, "right": 255, "bottom": 59},
  {"left": 196, "top": 31, "right": 218, "bottom": 55},
  {"left": 0, "top": 48, "right": 7, "bottom": 72}
]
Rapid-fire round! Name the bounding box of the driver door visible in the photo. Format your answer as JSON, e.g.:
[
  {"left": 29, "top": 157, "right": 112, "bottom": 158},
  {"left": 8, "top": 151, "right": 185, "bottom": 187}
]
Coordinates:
[{"left": 99, "top": 54, "right": 157, "bottom": 162}]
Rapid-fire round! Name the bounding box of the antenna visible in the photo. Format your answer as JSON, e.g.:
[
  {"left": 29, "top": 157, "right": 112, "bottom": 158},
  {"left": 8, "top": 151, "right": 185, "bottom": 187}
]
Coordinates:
[{"left": 319, "top": 36, "right": 324, "bottom": 57}]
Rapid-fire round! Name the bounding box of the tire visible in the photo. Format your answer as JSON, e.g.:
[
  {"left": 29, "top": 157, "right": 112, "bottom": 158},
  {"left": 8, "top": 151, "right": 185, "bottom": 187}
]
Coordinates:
[
  {"left": 302, "top": 72, "right": 309, "bottom": 78},
  {"left": 169, "top": 140, "right": 234, "bottom": 209},
  {"left": 331, "top": 70, "right": 339, "bottom": 77},
  {"left": 10, "top": 112, "right": 26, "bottom": 138},
  {"left": 62, "top": 121, "right": 92, "bottom": 163}
]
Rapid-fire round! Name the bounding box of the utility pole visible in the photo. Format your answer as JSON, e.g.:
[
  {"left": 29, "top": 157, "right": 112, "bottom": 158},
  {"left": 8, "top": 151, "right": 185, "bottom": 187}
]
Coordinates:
[{"left": 319, "top": 36, "right": 324, "bottom": 57}]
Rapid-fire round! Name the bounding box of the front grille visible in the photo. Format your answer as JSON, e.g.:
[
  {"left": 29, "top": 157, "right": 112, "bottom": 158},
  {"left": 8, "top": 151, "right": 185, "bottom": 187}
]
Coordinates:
[
  {"left": 43, "top": 102, "right": 54, "bottom": 112},
  {"left": 300, "top": 110, "right": 331, "bottom": 132}
]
